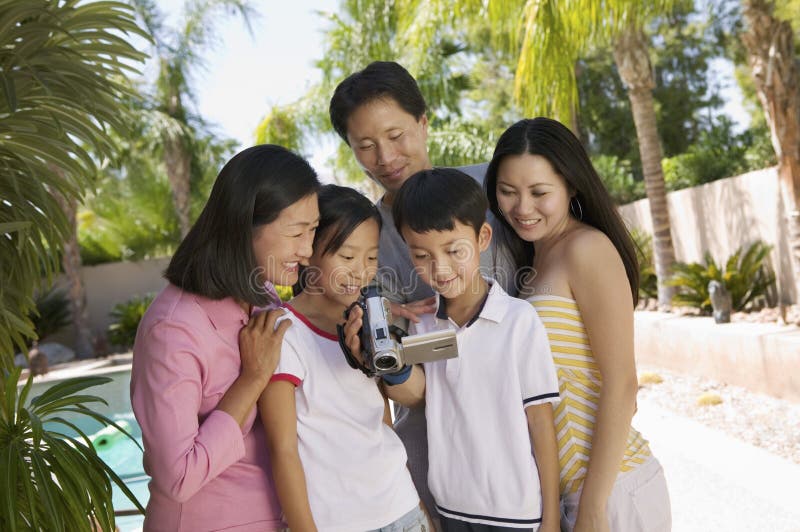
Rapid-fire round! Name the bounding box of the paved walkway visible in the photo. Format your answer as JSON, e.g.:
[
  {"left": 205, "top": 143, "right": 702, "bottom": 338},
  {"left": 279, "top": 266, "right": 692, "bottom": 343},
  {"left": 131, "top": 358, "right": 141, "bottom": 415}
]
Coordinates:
[{"left": 634, "top": 396, "right": 800, "bottom": 532}]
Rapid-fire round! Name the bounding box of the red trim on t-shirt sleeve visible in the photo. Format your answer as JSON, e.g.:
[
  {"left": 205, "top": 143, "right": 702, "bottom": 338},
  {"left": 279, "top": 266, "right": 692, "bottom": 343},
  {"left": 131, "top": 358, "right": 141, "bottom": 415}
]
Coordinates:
[{"left": 270, "top": 373, "right": 301, "bottom": 387}]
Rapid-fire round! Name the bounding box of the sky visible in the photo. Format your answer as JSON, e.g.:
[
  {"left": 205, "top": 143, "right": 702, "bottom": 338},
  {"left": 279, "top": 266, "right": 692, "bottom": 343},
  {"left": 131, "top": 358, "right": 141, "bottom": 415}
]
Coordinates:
[
  {"left": 153, "top": 0, "right": 340, "bottom": 178},
  {"left": 151, "top": 0, "right": 751, "bottom": 180}
]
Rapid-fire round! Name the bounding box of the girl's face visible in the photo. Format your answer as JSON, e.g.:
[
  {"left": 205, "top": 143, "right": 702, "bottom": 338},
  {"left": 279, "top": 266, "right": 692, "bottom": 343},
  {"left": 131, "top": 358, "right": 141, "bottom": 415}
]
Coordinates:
[
  {"left": 307, "top": 218, "right": 380, "bottom": 309},
  {"left": 495, "top": 153, "right": 574, "bottom": 244},
  {"left": 251, "top": 193, "right": 320, "bottom": 287}
]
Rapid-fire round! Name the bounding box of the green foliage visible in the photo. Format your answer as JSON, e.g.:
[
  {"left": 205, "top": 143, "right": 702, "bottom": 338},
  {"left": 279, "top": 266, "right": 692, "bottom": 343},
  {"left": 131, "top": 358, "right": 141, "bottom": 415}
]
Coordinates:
[
  {"left": 107, "top": 294, "right": 155, "bottom": 349},
  {"left": 592, "top": 155, "right": 646, "bottom": 204},
  {"left": 0, "top": 368, "right": 144, "bottom": 530},
  {"left": 275, "top": 285, "right": 294, "bottom": 303},
  {"left": 0, "top": 0, "right": 148, "bottom": 367},
  {"left": 28, "top": 288, "right": 71, "bottom": 347},
  {"left": 577, "top": 1, "right": 726, "bottom": 167},
  {"left": 662, "top": 118, "right": 779, "bottom": 192},
  {"left": 630, "top": 229, "right": 658, "bottom": 302},
  {"left": 78, "top": 122, "right": 235, "bottom": 265},
  {"left": 668, "top": 241, "right": 776, "bottom": 313}
]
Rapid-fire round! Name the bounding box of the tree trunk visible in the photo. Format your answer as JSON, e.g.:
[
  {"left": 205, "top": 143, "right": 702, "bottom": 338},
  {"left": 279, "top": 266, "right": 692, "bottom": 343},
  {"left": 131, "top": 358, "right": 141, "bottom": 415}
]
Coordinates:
[
  {"left": 53, "top": 190, "right": 94, "bottom": 359},
  {"left": 741, "top": 0, "right": 800, "bottom": 304},
  {"left": 614, "top": 27, "right": 677, "bottom": 310},
  {"left": 164, "top": 135, "right": 193, "bottom": 238},
  {"left": 164, "top": 77, "right": 193, "bottom": 238}
]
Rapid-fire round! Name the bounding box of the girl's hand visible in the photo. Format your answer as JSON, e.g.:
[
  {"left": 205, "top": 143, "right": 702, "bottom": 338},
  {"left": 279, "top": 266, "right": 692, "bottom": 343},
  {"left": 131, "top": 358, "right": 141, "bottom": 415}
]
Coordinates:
[
  {"left": 238, "top": 308, "right": 291, "bottom": 385},
  {"left": 342, "top": 305, "right": 365, "bottom": 365}
]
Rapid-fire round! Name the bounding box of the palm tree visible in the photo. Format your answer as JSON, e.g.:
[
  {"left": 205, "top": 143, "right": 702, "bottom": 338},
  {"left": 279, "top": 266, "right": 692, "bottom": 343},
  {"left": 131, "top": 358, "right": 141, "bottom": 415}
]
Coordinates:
[
  {"left": 393, "top": 0, "right": 680, "bottom": 308},
  {"left": 0, "top": 0, "right": 147, "bottom": 367},
  {"left": 0, "top": 1, "right": 148, "bottom": 528},
  {"left": 740, "top": 0, "right": 800, "bottom": 302},
  {"left": 131, "top": 0, "right": 255, "bottom": 237},
  {"left": 255, "top": 1, "right": 509, "bottom": 189}
]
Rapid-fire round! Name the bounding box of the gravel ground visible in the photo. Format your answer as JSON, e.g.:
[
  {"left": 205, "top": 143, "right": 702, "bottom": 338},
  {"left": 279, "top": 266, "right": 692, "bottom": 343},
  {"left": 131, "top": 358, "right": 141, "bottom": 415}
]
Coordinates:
[
  {"left": 637, "top": 301, "right": 800, "bottom": 325},
  {"left": 636, "top": 364, "right": 800, "bottom": 464}
]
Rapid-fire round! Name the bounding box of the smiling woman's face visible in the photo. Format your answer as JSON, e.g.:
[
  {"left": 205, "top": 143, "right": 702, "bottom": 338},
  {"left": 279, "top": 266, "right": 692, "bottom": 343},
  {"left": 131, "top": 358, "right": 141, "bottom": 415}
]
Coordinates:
[
  {"left": 251, "top": 193, "right": 320, "bottom": 287},
  {"left": 495, "top": 153, "right": 573, "bottom": 244}
]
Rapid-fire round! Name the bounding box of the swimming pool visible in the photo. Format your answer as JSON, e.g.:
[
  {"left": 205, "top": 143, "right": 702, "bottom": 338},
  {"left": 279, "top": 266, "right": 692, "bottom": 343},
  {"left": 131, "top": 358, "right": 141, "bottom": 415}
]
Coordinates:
[{"left": 24, "top": 356, "right": 148, "bottom": 531}]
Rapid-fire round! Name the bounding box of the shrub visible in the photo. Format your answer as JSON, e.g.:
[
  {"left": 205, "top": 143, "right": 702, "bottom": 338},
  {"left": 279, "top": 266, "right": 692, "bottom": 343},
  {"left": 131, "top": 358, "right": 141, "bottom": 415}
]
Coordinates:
[
  {"left": 630, "top": 228, "right": 658, "bottom": 303},
  {"left": 667, "top": 241, "right": 776, "bottom": 314},
  {"left": 107, "top": 293, "right": 155, "bottom": 349},
  {"left": 592, "top": 155, "right": 646, "bottom": 205},
  {"left": 28, "top": 287, "right": 71, "bottom": 346}
]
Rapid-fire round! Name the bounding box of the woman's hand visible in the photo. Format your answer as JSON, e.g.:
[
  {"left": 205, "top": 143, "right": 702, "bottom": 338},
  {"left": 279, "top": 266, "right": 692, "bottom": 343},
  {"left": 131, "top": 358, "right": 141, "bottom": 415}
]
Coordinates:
[
  {"left": 238, "top": 308, "right": 292, "bottom": 386},
  {"left": 389, "top": 296, "right": 436, "bottom": 323}
]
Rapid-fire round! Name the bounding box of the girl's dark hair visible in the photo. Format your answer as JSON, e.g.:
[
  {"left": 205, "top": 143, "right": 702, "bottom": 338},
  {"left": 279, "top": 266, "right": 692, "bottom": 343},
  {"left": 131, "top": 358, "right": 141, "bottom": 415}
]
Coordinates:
[
  {"left": 485, "top": 117, "right": 639, "bottom": 305},
  {"left": 295, "top": 184, "right": 382, "bottom": 293},
  {"left": 165, "top": 144, "right": 321, "bottom": 306}
]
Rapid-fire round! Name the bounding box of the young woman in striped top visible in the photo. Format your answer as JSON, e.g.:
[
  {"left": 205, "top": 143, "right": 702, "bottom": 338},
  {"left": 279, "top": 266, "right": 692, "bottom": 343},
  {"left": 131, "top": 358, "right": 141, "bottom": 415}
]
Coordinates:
[{"left": 484, "top": 117, "right": 671, "bottom": 532}]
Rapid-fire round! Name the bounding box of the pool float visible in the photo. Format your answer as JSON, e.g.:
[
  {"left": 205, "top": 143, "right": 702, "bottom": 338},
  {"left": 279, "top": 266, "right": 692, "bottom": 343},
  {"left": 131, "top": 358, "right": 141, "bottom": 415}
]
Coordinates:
[{"left": 90, "top": 419, "right": 132, "bottom": 450}]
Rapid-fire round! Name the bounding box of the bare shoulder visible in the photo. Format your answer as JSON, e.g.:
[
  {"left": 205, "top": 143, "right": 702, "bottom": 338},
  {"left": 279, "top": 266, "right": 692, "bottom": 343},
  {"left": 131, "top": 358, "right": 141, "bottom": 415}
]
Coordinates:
[{"left": 561, "top": 226, "right": 621, "bottom": 271}]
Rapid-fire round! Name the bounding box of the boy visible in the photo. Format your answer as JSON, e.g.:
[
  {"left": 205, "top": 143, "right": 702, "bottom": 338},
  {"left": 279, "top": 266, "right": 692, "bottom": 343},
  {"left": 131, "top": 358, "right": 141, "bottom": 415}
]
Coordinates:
[
  {"left": 343, "top": 169, "right": 560, "bottom": 531},
  {"left": 330, "top": 61, "right": 517, "bottom": 517}
]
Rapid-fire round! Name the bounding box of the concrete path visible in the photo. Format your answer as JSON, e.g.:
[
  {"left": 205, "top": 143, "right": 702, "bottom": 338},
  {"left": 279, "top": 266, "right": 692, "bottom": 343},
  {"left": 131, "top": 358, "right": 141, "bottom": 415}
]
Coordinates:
[{"left": 634, "top": 396, "right": 800, "bottom": 532}]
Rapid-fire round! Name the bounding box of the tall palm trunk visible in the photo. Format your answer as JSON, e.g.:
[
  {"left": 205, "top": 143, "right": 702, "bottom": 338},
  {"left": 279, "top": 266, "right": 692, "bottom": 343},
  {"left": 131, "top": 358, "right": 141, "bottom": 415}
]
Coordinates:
[
  {"left": 164, "top": 81, "right": 192, "bottom": 237},
  {"left": 164, "top": 134, "right": 192, "bottom": 238},
  {"left": 614, "top": 27, "right": 677, "bottom": 309},
  {"left": 741, "top": 0, "right": 800, "bottom": 304},
  {"left": 52, "top": 189, "right": 94, "bottom": 359}
]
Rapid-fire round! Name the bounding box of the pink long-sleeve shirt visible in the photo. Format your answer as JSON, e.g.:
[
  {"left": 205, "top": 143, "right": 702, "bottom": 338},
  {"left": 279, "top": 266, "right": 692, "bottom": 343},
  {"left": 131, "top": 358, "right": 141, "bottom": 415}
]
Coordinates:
[{"left": 131, "top": 283, "right": 283, "bottom": 531}]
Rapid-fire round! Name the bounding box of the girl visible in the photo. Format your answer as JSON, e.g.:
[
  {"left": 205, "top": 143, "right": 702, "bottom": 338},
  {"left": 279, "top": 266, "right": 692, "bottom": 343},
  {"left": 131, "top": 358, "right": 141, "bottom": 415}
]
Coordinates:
[
  {"left": 259, "top": 185, "right": 424, "bottom": 532},
  {"left": 131, "top": 145, "right": 320, "bottom": 531},
  {"left": 485, "top": 118, "right": 671, "bottom": 532}
]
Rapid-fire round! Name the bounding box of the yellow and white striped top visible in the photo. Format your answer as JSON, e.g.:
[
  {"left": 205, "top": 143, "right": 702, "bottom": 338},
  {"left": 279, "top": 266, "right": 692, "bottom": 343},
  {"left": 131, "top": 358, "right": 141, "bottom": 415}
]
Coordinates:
[{"left": 529, "top": 295, "right": 651, "bottom": 495}]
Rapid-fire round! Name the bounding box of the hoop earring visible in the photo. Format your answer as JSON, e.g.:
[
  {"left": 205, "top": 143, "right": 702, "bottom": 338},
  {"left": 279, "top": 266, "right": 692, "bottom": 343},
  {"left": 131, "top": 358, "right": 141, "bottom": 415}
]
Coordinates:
[{"left": 570, "top": 197, "right": 584, "bottom": 220}]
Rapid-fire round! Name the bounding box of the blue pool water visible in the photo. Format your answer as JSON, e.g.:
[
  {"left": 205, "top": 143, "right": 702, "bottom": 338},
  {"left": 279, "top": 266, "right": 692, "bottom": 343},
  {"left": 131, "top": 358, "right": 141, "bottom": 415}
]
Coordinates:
[{"left": 26, "top": 362, "right": 148, "bottom": 531}]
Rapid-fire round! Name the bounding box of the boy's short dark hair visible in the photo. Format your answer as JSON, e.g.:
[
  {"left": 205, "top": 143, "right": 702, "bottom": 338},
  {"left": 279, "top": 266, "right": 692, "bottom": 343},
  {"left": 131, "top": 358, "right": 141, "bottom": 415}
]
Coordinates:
[
  {"left": 392, "top": 168, "right": 488, "bottom": 237},
  {"left": 329, "top": 61, "right": 427, "bottom": 144}
]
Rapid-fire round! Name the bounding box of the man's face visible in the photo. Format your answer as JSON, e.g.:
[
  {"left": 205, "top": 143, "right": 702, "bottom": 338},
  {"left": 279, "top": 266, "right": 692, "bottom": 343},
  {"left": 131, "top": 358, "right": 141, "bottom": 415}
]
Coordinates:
[{"left": 345, "top": 97, "right": 431, "bottom": 203}]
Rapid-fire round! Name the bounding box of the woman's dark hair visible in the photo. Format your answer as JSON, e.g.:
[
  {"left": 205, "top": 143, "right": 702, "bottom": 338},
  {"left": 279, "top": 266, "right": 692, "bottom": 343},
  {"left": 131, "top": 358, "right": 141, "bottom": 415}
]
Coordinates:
[
  {"left": 329, "top": 61, "right": 427, "bottom": 144},
  {"left": 295, "top": 184, "right": 382, "bottom": 293},
  {"left": 485, "top": 117, "right": 640, "bottom": 305},
  {"left": 392, "top": 168, "right": 488, "bottom": 237},
  {"left": 166, "top": 144, "right": 321, "bottom": 306}
]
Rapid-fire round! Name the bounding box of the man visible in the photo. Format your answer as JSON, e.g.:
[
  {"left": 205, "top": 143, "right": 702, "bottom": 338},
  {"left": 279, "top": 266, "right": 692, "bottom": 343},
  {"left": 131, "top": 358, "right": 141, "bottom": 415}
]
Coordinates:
[{"left": 329, "top": 61, "right": 515, "bottom": 524}]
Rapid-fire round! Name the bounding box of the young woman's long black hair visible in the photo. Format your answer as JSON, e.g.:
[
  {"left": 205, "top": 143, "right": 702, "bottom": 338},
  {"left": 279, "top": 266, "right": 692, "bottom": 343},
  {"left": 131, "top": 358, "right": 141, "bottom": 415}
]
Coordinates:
[
  {"left": 166, "top": 144, "right": 320, "bottom": 307},
  {"left": 484, "top": 117, "right": 640, "bottom": 305}
]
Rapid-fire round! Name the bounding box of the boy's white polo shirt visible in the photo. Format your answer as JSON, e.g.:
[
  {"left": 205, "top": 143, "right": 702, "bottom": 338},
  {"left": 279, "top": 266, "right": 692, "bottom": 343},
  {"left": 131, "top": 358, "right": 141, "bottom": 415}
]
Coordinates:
[
  {"left": 410, "top": 282, "right": 560, "bottom": 528},
  {"left": 270, "top": 305, "right": 419, "bottom": 532}
]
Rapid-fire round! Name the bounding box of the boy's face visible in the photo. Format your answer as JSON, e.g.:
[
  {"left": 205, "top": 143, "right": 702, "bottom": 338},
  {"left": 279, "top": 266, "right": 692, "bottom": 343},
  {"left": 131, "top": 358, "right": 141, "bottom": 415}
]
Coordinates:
[
  {"left": 401, "top": 221, "right": 492, "bottom": 300},
  {"left": 345, "top": 97, "right": 431, "bottom": 202}
]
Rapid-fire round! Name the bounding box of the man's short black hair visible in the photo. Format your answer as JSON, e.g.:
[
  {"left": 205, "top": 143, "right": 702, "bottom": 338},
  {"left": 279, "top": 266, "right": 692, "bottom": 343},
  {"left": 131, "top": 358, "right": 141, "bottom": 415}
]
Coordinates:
[
  {"left": 329, "top": 61, "right": 427, "bottom": 144},
  {"left": 392, "top": 168, "right": 488, "bottom": 237}
]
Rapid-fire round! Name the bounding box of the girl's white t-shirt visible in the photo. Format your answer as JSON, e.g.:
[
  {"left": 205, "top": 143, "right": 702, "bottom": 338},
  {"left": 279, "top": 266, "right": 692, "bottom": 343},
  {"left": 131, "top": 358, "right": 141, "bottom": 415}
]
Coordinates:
[{"left": 271, "top": 304, "right": 419, "bottom": 532}]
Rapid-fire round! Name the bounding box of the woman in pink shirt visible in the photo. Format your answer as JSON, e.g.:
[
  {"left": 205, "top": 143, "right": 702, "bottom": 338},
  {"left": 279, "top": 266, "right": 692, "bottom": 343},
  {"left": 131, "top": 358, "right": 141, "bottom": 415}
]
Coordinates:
[{"left": 131, "top": 144, "right": 321, "bottom": 531}]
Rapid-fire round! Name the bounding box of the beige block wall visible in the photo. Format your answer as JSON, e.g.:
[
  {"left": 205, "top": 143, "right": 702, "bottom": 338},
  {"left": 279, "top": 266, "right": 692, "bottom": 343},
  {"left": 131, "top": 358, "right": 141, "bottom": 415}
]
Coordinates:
[
  {"left": 618, "top": 166, "right": 796, "bottom": 303},
  {"left": 49, "top": 257, "right": 170, "bottom": 349}
]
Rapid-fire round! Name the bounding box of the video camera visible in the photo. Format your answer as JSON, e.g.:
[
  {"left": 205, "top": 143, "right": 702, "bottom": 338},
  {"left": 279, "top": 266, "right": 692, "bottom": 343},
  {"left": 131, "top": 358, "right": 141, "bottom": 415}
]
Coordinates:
[{"left": 336, "top": 286, "right": 458, "bottom": 377}]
